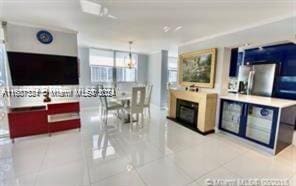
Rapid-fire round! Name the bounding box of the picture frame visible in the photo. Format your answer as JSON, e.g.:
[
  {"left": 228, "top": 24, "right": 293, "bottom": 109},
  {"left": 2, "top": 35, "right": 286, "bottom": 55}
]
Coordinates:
[{"left": 179, "top": 48, "right": 217, "bottom": 88}]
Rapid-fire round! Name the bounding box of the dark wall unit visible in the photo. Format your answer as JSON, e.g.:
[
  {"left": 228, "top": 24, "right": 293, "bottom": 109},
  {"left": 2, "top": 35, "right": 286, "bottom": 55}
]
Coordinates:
[
  {"left": 229, "top": 43, "right": 296, "bottom": 100},
  {"left": 8, "top": 52, "right": 79, "bottom": 86}
]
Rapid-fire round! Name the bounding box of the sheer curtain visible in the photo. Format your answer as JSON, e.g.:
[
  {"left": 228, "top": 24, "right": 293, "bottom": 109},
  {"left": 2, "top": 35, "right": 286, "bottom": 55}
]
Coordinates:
[{"left": 89, "top": 48, "right": 114, "bottom": 83}]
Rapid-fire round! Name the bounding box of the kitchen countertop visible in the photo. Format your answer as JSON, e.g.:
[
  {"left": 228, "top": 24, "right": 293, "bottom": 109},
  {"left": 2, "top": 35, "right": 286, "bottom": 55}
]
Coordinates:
[{"left": 220, "top": 94, "right": 296, "bottom": 108}]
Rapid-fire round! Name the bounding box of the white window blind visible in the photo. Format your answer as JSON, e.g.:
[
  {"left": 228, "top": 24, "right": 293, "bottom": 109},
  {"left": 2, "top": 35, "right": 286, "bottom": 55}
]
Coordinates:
[
  {"left": 89, "top": 49, "right": 138, "bottom": 83},
  {"left": 89, "top": 49, "right": 114, "bottom": 82},
  {"left": 168, "top": 57, "right": 178, "bottom": 83}
]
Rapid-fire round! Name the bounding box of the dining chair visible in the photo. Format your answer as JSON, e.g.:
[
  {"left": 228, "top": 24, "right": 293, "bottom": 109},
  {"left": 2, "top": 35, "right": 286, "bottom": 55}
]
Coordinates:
[
  {"left": 101, "top": 95, "right": 123, "bottom": 126},
  {"left": 97, "top": 84, "right": 123, "bottom": 125},
  {"left": 97, "top": 84, "right": 104, "bottom": 117},
  {"left": 124, "top": 87, "right": 146, "bottom": 126},
  {"left": 144, "top": 84, "right": 153, "bottom": 117}
]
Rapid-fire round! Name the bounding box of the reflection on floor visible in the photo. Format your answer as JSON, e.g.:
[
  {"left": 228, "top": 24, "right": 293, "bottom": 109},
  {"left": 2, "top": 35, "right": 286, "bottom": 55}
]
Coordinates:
[{"left": 0, "top": 107, "right": 295, "bottom": 186}]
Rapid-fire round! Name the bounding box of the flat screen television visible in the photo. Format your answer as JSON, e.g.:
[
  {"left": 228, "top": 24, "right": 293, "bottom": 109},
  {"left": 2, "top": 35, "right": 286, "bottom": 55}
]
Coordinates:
[{"left": 7, "top": 52, "right": 79, "bottom": 85}]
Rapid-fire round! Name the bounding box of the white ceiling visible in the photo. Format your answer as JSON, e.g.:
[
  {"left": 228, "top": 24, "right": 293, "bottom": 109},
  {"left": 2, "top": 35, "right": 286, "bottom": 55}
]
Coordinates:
[{"left": 0, "top": 0, "right": 295, "bottom": 56}]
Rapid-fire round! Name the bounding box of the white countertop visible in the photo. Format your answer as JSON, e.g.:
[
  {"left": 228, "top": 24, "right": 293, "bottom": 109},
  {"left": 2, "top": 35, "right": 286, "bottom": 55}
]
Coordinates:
[{"left": 220, "top": 94, "right": 296, "bottom": 108}]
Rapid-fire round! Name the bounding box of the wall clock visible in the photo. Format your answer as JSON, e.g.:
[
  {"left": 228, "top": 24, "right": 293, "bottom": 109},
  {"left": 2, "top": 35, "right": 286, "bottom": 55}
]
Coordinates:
[{"left": 36, "top": 30, "right": 53, "bottom": 44}]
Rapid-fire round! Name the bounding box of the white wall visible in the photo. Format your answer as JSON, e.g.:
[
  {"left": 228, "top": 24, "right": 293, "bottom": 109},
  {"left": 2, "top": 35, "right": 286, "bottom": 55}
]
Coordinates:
[
  {"left": 148, "top": 52, "right": 162, "bottom": 106},
  {"left": 179, "top": 16, "right": 296, "bottom": 94},
  {"left": 148, "top": 50, "right": 168, "bottom": 107},
  {"left": 3, "top": 22, "right": 79, "bottom": 107},
  {"left": 0, "top": 22, "right": 4, "bottom": 42},
  {"left": 178, "top": 16, "right": 296, "bottom": 144},
  {"left": 5, "top": 23, "right": 78, "bottom": 57}
]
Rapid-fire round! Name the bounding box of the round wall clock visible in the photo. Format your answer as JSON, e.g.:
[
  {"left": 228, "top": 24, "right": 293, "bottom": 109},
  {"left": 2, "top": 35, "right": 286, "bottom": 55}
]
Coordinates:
[{"left": 36, "top": 30, "right": 53, "bottom": 44}]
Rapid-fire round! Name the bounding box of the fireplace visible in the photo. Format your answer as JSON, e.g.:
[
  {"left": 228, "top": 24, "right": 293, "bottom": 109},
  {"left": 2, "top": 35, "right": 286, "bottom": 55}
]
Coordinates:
[{"left": 176, "top": 99, "right": 198, "bottom": 130}]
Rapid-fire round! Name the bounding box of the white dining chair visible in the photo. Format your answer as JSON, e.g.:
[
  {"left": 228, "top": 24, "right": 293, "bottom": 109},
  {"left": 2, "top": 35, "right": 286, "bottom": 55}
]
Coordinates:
[
  {"left": 101, "top": 95, "right": 123, "bottom": 126},
  {"left": 98, "top": 84, "right": 123, "bottom": 125},
  {"left": 144, "top": 84, "right": 153, "bottom": 117},
  {"left": 97, "top": 84, "right": 104, "bottom": 117},
  {"left": 124, "top": 87, "right": 146, "bottom": 126}
]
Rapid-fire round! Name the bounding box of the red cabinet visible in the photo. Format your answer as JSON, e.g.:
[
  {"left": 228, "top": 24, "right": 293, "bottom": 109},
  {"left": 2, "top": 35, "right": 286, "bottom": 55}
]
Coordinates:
[
  {"left": 47, "top": 102, "right": 80, "bottom": 134},
  {"left": 8, "top": 107, "right": 48, "bottom": 139},
  {"left": 8, "top": 102, "right": 81, "bottom": 142},
  {"left": 47, "top": 102, "right": 80, "bottom": 115}
]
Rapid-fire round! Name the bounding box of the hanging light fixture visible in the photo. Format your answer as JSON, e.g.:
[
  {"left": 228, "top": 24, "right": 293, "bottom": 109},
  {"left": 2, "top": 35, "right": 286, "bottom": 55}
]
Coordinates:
[{"left": 128, "top": 41, "right": 133, "bottom": 69}]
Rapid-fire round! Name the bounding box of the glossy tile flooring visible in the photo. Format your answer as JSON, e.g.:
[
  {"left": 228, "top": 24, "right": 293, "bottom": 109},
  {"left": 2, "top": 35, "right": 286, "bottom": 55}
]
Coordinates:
[{"left": 0, "top": 107, "right": 295, "bottom": 186}]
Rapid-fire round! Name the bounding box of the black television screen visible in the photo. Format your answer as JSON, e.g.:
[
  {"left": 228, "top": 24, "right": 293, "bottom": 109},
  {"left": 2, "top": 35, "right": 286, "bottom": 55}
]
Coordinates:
[{"left": 7, "top": 52, "right": 79, "bottom": 85}]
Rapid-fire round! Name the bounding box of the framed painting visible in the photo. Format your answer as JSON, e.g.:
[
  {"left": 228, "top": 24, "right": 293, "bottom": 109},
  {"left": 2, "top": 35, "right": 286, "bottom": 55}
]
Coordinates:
[{"left": 179, "top": 48, "right": 217, "bottom": 88}]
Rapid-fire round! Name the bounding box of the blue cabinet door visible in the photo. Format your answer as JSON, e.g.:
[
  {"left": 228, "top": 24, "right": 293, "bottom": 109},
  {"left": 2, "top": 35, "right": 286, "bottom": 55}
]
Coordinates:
[
  {"left": 243, "top": 104, "right": 279, "bottom": 148},
  {"left": 219, "top": 99, "right": 245, "bottom": 136}
]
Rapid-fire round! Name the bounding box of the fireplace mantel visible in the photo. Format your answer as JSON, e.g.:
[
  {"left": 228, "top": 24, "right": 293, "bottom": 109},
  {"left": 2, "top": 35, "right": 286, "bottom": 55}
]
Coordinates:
[{"left": 168, "top": 89, "right": 217, "bottom": 134}]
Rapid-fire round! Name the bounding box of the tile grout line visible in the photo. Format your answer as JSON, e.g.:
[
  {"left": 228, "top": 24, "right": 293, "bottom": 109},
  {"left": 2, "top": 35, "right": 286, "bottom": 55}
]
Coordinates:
[
  {"left": 81, "top": 132, "right": 92, "bottom": 186},
  {"left": 35, "top": 137, "right": 51, "bottom": 186},
  {"left": 133, "top": 167, "right": 148, "bottom": 186}
]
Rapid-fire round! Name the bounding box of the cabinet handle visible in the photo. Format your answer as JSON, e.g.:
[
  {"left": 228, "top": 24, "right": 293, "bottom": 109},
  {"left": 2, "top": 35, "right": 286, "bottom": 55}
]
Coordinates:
[{"left": 244, "top": 105, "right": 248, "bottom": 116}]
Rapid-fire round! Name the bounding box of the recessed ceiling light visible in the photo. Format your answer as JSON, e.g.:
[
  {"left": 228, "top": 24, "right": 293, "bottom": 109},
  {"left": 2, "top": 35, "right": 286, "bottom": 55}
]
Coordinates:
[
  {"left": 163, "top": 26, "right": 171, "bottom": 33},
  {"left": 80, "top": 0, "right": 102, "bottom": 16},
  {"left": 107, "top": 14, "right": 118, "bottom": 19},
  {"left": 175, "top": 26, "right": 183, "bottom": 31}
]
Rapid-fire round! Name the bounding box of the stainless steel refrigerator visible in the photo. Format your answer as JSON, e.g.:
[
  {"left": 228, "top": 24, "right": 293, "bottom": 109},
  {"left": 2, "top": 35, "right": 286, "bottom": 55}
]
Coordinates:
[{"left": 237, "top": 63, "right": 277, "bottom": 97}]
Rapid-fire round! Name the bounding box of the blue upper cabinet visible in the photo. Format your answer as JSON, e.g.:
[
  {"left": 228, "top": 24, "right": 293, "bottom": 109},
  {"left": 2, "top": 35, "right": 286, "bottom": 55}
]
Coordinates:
[
  {"left": 229, "top": 43, "right": 296, "bottom": 100},
  {"left": 229, "top": 48, "right": 238, "bottom": 77},
  {"left": 229, "top": 48, "right": 243, "bottom": 77}
]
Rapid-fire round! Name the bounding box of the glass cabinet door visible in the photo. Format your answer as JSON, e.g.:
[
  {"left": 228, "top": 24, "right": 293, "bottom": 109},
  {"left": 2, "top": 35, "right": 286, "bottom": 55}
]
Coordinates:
[
  {"left": 219, "top": 100, "right": 244, "bottom": 135},
  {"left": 245, "top": 104, "right": 278, "bottom": 147}
]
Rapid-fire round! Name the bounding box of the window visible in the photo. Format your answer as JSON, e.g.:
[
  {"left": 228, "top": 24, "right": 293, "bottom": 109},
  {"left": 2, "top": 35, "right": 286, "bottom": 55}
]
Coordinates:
[
  {"left": 89, "top": 48, "right": 138, "bottom": 83},
  {"left": 0, "top": 44, "right": 6, "bottom": 87},
  {"left": 89, "top": 49, "right": 114, "bottom": 83},
  {"left": 115, "top": 52, "right": 137, "bottom": 82},
  {"left": 168, "top": 57, "right": 178, "bottom": 83}
]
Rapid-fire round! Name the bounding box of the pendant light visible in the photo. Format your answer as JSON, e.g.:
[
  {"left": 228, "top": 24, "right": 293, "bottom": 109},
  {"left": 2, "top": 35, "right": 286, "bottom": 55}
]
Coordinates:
[{"left": 128, "top": 41, "right": 133, "bottom": 69}]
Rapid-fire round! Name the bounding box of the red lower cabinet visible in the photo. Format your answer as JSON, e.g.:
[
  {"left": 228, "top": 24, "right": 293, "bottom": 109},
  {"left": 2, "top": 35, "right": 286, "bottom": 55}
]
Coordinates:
[
  {"left": 8, "top": 101, "right": 81, "bottom": 142},
  {"left": 47, "top": 102, "right": 81, "bottom": 133},
  {"left": 48, "top": 119, "right": 81, "bottom": 133},
  {"left": 8, "top": 108, "right": 48, "bottom": 139}
]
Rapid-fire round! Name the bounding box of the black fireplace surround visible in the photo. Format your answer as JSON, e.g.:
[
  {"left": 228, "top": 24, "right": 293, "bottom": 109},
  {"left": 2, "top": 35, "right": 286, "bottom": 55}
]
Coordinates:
[{"left": 176, "top": 99, "right": 199, "bottom": 130}]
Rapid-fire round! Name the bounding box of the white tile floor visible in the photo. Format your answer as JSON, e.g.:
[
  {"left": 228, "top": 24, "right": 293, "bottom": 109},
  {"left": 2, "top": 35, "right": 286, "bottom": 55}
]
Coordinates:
[{"left": 0, "top": 107, "right": 295, "bottom": 186}]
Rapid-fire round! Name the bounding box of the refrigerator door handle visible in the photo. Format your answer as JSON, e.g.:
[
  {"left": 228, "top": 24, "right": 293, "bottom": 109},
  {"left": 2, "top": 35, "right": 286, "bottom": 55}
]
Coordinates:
[{"left": 247, "top": 70, "right": 255, "bottom": 95}]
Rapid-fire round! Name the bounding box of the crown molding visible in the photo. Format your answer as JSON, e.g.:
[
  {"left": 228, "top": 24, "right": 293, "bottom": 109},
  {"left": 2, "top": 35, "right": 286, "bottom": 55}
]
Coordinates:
[
  {"left": 4, "top": 20, "right": 78, "bottom": 34},
  {"left": 179, "top": 14, "right": 295, "bottom": 47}
]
